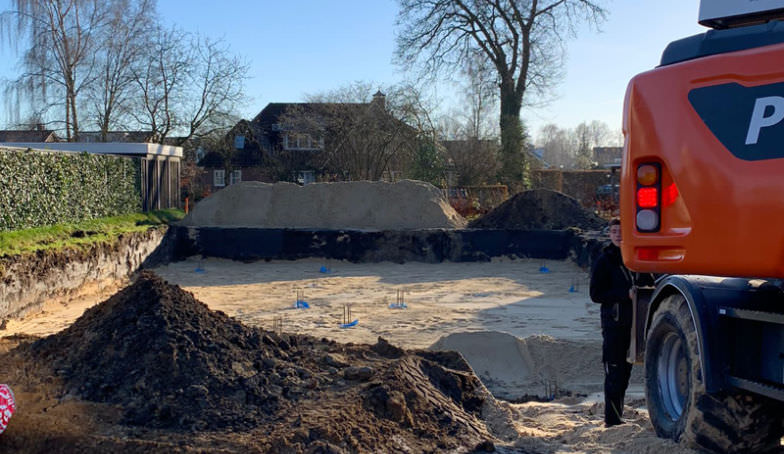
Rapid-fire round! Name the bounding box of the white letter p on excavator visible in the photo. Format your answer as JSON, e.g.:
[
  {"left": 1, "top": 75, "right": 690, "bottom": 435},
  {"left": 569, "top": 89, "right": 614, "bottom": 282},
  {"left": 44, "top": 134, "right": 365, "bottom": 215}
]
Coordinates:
[{"left": 746, "top": 96, "right": 784, "bottom": 145}]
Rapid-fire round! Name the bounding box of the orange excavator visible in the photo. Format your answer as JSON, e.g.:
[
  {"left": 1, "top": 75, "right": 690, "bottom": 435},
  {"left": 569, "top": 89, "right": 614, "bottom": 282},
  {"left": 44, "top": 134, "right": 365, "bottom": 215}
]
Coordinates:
[{"left": 622, "top": 1, "right": 784, "bottom": 452}]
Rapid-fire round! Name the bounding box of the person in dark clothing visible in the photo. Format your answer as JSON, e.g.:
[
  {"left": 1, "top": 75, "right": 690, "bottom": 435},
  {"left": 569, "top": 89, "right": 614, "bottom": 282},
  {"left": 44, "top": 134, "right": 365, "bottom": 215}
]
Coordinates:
[{"left": 590, "top": 218, "right": 653, "bottom": 427}]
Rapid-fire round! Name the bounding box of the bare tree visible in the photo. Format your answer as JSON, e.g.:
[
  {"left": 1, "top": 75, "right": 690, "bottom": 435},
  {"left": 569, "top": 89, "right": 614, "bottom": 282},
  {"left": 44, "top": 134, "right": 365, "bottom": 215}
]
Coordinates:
[
  {"left": 1, "top": 0, "right": 111, "bottom": 140},
  {"left": 462, "top": 50, "right": 498, "bottom": 140},
  {"left": 395, "top": 0, "right": 606, "bottom": 186},
  {"left": 179, "top": 35, "right": 249, "bottom": 145},
  {"left": 88, "top": 0, "right": 155, "bottom": 141},
  {"left": 539, "top": 123, "right": 575, "bottom": 168},
  {"left": 574, "top": 120, "right": 610, "bottom": 168},
  {"left": 129, "top": 26, "right": 187, "bottom": 142},
  {"left": 131, "top": 27, "right": 248, "bottom": 145}
]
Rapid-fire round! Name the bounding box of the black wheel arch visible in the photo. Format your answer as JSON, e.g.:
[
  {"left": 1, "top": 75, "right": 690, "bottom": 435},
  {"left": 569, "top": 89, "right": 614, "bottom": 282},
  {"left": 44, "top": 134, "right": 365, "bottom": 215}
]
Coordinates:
[{"left": 645, "top": 275, "right": 728, "bottom": 393}]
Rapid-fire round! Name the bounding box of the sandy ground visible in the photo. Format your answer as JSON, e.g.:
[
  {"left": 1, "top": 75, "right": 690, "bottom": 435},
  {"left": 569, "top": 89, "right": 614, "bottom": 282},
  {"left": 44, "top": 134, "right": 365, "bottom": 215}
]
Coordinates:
[{"left": 2, "top": 257, "right": 697, "bottom": 453}]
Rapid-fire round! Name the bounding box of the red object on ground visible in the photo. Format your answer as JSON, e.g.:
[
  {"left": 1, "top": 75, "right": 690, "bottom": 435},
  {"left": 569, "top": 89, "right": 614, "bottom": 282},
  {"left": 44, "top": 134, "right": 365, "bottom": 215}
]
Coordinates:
[{"left": 0, "top": 384, "right": 15, "bottom": 434}]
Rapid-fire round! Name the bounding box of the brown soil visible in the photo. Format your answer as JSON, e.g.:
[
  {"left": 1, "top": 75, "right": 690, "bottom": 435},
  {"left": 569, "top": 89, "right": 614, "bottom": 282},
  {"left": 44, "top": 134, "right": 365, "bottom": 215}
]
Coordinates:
[
  {"left": 0, "top": 272, "right": 503, "bottom": 453},
  {"left": 469, "top": 189, "right": 604, "bottom": 231}
]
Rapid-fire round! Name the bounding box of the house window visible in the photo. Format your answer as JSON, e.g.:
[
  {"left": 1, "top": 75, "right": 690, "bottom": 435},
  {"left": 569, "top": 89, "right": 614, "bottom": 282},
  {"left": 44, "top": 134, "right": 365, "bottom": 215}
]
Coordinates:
[
  {"left": 284, "top": 133, "right": 323, "bottom": 150},
  {"left": 230, "top": 169, "right": 242, "bottom": 185},
  {"left": 214, "top": 169, "right": 225, "bottom": 187},
  {"left": 234, "top": 135, "right": 245, "bottom": 149}
]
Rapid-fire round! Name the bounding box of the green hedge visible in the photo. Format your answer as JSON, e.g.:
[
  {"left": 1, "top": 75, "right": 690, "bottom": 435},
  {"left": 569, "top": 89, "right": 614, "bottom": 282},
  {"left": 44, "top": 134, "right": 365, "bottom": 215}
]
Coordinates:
[{"left": 0, "top": 148, "right": 141, "bottom": 231}]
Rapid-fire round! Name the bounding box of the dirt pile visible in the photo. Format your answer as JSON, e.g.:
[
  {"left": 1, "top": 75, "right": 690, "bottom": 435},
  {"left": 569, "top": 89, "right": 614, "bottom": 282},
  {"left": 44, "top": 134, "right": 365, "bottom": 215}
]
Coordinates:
[
  {"left": 181, "top": 180, "right": 467, "bottom": 230},
  {"left": 469, "top": 189, "right": 604, "bottom": 231},
  {"left": 11, "top": 272, "right": 504, "bottom": 452}
]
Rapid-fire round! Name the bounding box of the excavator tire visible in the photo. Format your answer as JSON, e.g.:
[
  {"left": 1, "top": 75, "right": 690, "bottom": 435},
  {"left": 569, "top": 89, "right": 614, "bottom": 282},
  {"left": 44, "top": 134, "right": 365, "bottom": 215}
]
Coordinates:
[{"left": 645, "top": 294, "right": 784, "bottom": 453}]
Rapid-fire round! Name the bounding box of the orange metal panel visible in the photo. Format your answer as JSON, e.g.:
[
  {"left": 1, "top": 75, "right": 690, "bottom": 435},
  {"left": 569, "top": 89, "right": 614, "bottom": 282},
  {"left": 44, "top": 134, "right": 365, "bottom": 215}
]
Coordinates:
[{"left": 621, "top": 43, "right": 784, "bottom": 278}]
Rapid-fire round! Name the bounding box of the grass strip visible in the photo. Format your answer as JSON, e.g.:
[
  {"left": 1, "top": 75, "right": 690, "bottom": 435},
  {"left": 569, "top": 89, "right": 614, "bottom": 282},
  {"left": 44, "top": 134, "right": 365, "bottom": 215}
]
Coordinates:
[{"left": 0, "top": 209, "right": 184, "bottom": 257}]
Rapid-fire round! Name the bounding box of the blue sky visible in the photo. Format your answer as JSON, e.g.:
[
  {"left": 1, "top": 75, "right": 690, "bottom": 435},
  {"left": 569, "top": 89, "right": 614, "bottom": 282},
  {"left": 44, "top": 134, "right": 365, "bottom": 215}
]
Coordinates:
[{"left": 0, "top": 0, "right": 705, "bottom": 143}]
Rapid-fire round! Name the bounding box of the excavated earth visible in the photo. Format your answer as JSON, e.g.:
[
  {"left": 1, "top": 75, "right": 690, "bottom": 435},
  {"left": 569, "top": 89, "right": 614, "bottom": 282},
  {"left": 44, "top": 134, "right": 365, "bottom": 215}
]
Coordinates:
[
  {"left": 0, "top": 272, "right": 510, "bottom": 453},
  {"left": 469, "top": 189, "right": 604, "bottom": 231},
  {"left": 180, "top": 180, "right": 467, "bottom": 230}
]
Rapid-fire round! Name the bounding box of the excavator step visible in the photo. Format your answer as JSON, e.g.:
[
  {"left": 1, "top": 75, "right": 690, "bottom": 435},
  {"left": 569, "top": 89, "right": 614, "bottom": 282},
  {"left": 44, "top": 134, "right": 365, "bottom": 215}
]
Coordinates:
[
  {"left": 726, "top": 376, "right": 784, "bottom": 401},
  {"left": 718, "top": 307, "right": 784, "bottom": 325}
]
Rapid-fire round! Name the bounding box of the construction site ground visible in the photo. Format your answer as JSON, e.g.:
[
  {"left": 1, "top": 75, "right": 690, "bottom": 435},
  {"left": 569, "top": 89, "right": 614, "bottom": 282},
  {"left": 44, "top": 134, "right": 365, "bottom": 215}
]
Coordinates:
[{"left": 0, "top": 257, "right": 698, "bottom": 454}]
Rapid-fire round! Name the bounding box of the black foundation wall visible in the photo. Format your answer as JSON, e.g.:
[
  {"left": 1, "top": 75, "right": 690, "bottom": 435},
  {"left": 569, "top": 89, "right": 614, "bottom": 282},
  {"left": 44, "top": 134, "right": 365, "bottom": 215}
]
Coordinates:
[{"left": 168, "top": 226, "right": 587, "bottom": 264}]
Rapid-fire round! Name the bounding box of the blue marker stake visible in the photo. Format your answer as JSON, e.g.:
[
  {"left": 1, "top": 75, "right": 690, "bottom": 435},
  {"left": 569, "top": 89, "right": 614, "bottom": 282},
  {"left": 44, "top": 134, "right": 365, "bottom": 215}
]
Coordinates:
[
  {"left": 340, "top": 319, "right": 359, "bottom": 328},
  {"left": 295, "top": 290, "right": 310, "bottom": 309}
]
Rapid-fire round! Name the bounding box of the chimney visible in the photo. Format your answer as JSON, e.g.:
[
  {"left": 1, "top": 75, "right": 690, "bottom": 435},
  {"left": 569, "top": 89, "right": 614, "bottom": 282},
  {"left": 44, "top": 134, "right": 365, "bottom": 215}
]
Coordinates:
[
  {"left": 371, "top": 90, "right": 386, "bottom": 110},
  {"left": 36, "top": 123, "right": 44, "bottom": 131}
]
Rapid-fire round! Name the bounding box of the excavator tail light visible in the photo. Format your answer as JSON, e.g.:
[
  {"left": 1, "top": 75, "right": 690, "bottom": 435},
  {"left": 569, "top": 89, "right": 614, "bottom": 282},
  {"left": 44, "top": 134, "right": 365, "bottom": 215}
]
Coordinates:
[
  {"left": 636, "top": 162, "right": 661, "bottom": 233},
  {"left": 637, "top": 209, "right": 659, "bottom": 231},
  {"left": 637, "top": 187, "right": 659, "bottom": 208},
  {"left": 637, "top": 164, "right": 659, "bottom": 186}
]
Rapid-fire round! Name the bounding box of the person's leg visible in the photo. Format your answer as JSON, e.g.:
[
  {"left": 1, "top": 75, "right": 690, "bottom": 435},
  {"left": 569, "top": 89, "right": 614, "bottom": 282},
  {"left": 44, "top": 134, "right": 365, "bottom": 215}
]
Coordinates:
[
  {"left": 618, "top": 360, "right": 633, "bottom": 407},
  {"left": 604, "top": 361, "right": 629, "bottom": 426}
]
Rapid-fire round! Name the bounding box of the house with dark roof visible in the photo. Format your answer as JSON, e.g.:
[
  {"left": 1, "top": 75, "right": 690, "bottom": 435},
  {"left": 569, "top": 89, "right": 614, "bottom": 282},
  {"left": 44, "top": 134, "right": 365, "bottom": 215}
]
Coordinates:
[
  {"left": 198, "top": 91, "right": 417, "bottom": 190},
  {"left": 0, "top": 128, "right": 59, "bottom": 143},
  {"left": 594, "top": 146, "right": 622, "bottom": 169},
  {"left": 78, "top": 131, "right": 156, "bottom": 143}
]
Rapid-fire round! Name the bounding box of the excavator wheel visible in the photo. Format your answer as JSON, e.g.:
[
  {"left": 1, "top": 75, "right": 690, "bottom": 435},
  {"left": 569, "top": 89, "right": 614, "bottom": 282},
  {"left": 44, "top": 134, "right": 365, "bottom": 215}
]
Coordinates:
[{"left": 645, "top": 294, "right": 784, "bottom": 453}]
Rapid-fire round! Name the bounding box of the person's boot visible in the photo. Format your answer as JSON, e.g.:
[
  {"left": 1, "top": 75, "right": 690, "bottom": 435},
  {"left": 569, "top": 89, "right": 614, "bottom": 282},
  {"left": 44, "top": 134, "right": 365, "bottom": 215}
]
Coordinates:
[{"left": 604, "top": 394, "right": 624, "bottom": 427}]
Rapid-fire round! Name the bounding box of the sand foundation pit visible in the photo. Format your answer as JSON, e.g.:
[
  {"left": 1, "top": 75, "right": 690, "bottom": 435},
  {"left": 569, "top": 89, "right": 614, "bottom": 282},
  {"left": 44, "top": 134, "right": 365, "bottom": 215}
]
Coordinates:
[
  {"left": 1, "top": 272, "right": 506, "bottom": 452},
  {"left": 181, "top": 180, "right": 467, "bottom": 230},
  {"left": 1, "top": 259, "right": 699, "bottom": 453}
]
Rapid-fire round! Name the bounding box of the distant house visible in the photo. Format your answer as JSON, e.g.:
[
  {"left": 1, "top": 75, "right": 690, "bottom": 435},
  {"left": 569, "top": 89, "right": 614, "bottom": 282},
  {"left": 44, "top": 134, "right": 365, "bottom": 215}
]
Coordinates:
[
  {"left": 0, "top": 128, "right": 59, "bottom": 143},
  {"left": 199, "top": 91, "right": 416, "bottom": 191},
  {"left": 594, "top": 146, "right": 622, "bottom": 169},
  {"left": 527, "top": 147, "right": 551, "bottom": 169},
  {"left": 78, "top": 131, "right": 156, "bottom": 143}
]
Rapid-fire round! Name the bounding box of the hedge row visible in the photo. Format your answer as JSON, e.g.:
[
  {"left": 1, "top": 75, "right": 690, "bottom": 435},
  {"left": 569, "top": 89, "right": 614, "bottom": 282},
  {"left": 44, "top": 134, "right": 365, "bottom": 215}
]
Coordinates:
[{"left": 0, "top": 148, "right": 141, "bottom": 231}]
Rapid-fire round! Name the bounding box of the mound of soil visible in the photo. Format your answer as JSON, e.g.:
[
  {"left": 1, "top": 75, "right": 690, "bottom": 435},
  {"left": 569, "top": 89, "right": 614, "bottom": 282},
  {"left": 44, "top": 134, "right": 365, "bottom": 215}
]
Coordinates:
[
  {"left": 469, "top": 189, "right": 604, "bottom": 231},
  {"left": 181, "top": 180, "right": 467, "bottom": 230},
  {"left": 9, "top": 272, "right": 502, "bottom": 452}
]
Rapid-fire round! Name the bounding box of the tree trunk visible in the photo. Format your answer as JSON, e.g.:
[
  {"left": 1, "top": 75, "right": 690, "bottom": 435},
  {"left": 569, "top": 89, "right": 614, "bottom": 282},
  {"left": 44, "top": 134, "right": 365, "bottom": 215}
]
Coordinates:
[
  {"left": 65, "top": 98, "right": 71, "bottom": 141},
  {"left": 498, "top": 82, "right": 526, "bottom": 190},
  {"left": 70, "top": 90, "right": 79, "bottom": 141}
]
